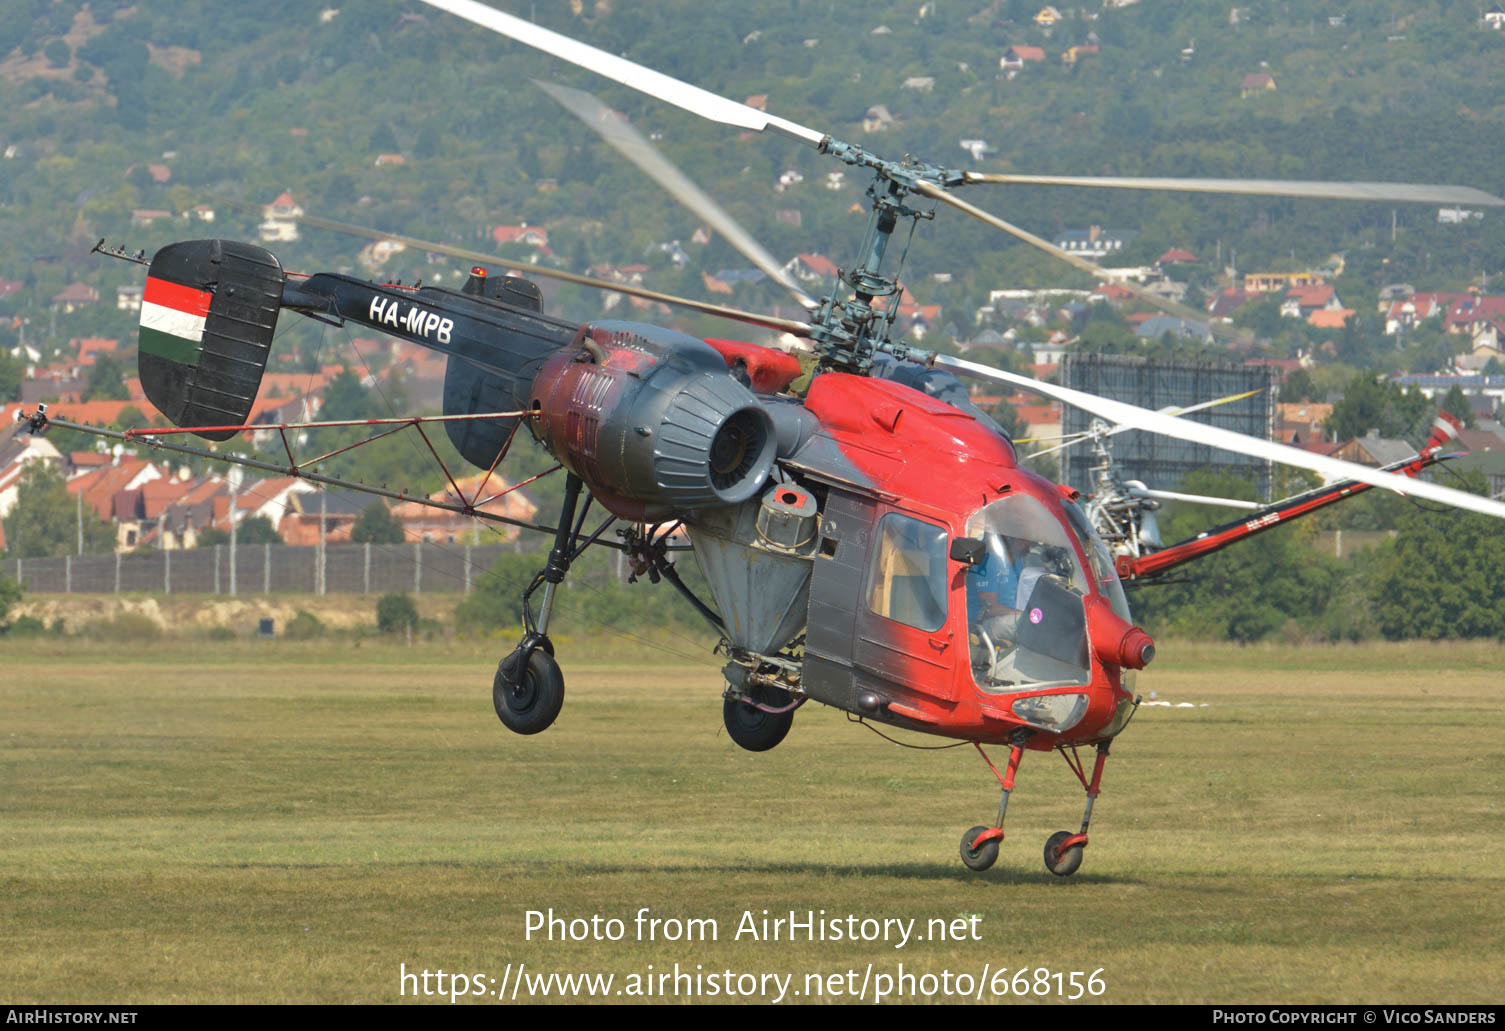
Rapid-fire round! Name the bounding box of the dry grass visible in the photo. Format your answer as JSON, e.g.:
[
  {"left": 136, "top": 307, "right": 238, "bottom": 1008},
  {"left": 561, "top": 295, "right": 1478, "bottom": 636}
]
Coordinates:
[{"left": 1, "top": 638, "right": 1501, "bottom": 1003}]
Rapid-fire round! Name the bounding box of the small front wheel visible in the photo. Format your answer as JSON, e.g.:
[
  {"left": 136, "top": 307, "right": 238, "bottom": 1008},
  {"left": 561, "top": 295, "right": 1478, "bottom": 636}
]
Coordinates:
[
  {"left": 1043, "top": 830, "right": 1084, "bottom": 877},
  {"left": 493, "top": 649, "right": 565, "bottom": 735},
  {"left": 960, "top": 825, "right": 999, "bottom": 872}
]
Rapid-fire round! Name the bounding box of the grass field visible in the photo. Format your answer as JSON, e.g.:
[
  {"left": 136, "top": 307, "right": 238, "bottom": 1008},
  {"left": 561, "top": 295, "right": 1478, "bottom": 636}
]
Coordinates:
[{"left": 2, "top": 632, "right": 1502, "bottom": 1004}]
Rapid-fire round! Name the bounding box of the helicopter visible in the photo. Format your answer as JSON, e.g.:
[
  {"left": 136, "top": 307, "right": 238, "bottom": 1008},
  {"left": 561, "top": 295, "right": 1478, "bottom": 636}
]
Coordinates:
[{"left": 27, "top": 0, "right": 1505, "bottom": 876}]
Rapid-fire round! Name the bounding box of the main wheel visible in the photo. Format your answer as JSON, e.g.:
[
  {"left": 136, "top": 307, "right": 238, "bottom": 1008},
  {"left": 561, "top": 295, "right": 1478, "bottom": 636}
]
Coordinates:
[
  {"left": 959, "top": 825, "right": 1000, "bottom": 872},
  {"left": 1043, "top": 830, "right": 1084, "bottom": 877},
  {"left": 493, "top": 649, "right": 565, "bottom": 735},
  {"left": 722, "top": 690, "right": 794, "bottom": 752}
]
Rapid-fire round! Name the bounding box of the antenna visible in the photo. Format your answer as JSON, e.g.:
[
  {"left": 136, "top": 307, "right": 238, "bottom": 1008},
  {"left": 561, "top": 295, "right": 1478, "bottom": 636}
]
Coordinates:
[{"left": 91, "top": 239, "right": 151, "bottom": 266}]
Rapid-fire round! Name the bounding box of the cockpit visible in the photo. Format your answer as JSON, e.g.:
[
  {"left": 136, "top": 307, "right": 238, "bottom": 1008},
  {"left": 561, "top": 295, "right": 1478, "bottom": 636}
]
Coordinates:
[{"left": 964, "top": 493, "right": 1130, "bottom": 695}]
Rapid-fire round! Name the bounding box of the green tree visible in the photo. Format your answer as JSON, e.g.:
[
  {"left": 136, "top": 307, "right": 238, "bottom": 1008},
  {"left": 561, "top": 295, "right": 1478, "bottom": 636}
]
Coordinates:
[
  {"left": 368, "top": 124, "right": 400, "bottom": 154},
  {"left": 1370, "top": 473, "right": 1505, "bottom": 640},
  {"left": 1077, "top": 311, "right": 1137, "bottom": 352},
  {"left": 284, "top": 610, "right": 325, "bottom": 640},
  {"left": 453, "top": 554, "right": 538, "bottom": 634},
  {"left": 2, "top": 464, "right": 115, "bottom": 558},
  {"left": 110, "top": 405, "right": 151, "bottom": 431},
  {"left": 0, "top": 573, "right": 21, "bottom": 625},
  {"left": 350, "top": 501, "right": 407, "bottom": 544},
  {"left": 414, "top": 124, "right": 441, "bottom": 158},
  {"left": 1282, "top": 367, "right": 1316, "bottom": 403},
  {"left": 197, "top": 515, "right": 281, "bottom": 547},
  {"left": 1232, "top": 298, "right": 1285, "bottom": 340},
  {"left": 83, "top": 354, "right": 129, "bottom": 401},
  {"left": 1438, "top": 384, "right": 1475, "bottom": 429},
  {"left": 376, "top": 592, "right": 419, "bottom": 634},
  {"left": 0, "top": 351, "right": 23, "bottom": 402},
  {"left": 1325, "top": 375, "right": 1430, "bottom": 443},
  {"left": 317, "top": 369, "right": 381, "bottom": 421}
]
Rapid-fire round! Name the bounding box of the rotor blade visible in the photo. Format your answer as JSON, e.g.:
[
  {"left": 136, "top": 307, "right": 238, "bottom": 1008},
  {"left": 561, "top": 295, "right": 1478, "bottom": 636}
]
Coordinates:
[
  {"left": 209, "top": 197, "right": 814, "bottom": 339},
  {"left": 1101, "top": 387, "right": 1267, "bottom": 439},
  {"left": 1024, "top": 435, "right": 1088, "bottom": 462},
  {"left": 1160, "top": 388, "right": 1265, "bottom": 419},
  {"left": 934, "top": 354, "right": 1505, "bottom": 521},
  {"left": 1025, "top": 389, "right": 1263, "bottom": 461},
  {"left": 964, "top": 173, "right": 1505, "bottom": 207},
  {"left": 912, "top": 180, "right": 1249, "bottom": 343},
  {"left": 1014, "top": 430, "right": 1090, "bottom": 445},
  {"left": 418, "top": 0, "right": 825, "bottom": 146},
  {"left": 536, "top": 80, "right": 818, "bottom": 310},
  {"left": 1128, "top": 486, "right": 1262, "bottom": 511},
  {"left": 299, "top": 216, "right": 813, "bottom": 337},
  {"left": 1100, "top": 388, "right": 1267, "bottom": 439}
]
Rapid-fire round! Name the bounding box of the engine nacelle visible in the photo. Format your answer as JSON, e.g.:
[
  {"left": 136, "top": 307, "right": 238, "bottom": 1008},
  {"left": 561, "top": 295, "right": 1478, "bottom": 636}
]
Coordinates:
[{"left": 529, "top": 321, "right": 777, "bottom": 519}]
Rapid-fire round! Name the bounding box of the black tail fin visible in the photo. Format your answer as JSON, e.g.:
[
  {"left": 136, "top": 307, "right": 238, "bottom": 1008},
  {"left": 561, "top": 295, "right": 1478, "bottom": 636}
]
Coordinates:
[{"left": 138, "top": 240, "right": 283, "bottom": 441}]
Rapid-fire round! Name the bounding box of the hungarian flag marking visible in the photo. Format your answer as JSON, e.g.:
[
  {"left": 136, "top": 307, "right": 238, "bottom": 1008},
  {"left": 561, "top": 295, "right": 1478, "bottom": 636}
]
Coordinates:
[{"left": 140, "top": 276, "right": 212, "bottom": 365}]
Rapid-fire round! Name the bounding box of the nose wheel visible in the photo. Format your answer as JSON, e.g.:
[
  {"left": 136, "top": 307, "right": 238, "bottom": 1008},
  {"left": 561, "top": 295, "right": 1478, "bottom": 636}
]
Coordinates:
[
  {"left": 1043, "top": 830, "right": 1085, "bottom": 877},
  {"left": 960, "top": 825, "right": 1001, "bottom": 872}
]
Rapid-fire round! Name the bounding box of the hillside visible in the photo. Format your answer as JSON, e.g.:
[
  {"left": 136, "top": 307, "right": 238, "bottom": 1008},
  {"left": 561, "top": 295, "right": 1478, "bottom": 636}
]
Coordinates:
[{"left": 1, "top": 0, "right": 1503, "bottom": 371}]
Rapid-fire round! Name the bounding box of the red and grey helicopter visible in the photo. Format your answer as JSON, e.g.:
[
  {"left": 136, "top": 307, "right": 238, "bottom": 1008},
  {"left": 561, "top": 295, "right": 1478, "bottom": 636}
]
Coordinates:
[{"left": 28, "top": 0, "right": 1505, "bottom": 875}]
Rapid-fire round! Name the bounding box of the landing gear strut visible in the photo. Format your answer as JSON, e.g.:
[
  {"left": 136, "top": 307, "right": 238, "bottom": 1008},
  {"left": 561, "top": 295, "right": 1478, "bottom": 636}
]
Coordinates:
[
  {"left": 957, "top": 735, "right": 1113, "bottom": 876},
  {"left": 1043, "top": 741, "right": 1111, "bottom": 877},
  {"left": 959, "top": 732, "right": 1028, "bottom": 873},
  {"left": 494, "top": 473, "right": 595, "bottom": 735}
]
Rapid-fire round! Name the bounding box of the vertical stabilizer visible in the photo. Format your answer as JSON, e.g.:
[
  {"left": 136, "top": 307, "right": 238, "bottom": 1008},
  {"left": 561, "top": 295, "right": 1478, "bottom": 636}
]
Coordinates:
[{"left": 138, "top": 240, "right": 283, "bottom": 441}]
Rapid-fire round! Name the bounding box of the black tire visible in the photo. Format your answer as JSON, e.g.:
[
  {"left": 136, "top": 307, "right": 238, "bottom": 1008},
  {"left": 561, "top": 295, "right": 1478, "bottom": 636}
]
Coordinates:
[
  {"left": 1043, "top": 830, "right": 1084, "bottom": 877},
  {"left": 493, "top": 649, "right": 565, "bottom": 735},
  {"left": 722, "top": 693, "right": 793, "bottom": 752},
  {"left": 960, "top": 825, "right": 1000, "bottom": 872}
]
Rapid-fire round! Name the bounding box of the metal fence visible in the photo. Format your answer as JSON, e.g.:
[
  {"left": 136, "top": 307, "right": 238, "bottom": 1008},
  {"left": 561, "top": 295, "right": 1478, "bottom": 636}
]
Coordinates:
[
  {"left": 1, "top": 542, "right": 529, "bottom": 595},
  {"left": 1061, "top": 354, "right": 1278, "bottom": 501}
]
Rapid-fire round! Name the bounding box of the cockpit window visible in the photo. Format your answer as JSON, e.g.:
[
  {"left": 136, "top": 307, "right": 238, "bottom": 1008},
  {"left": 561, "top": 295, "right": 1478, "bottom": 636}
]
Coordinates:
[
  {"left": 1062, "top": 498, "right": 1132, "bottom": 623},
  {"left": 964, "top": 494, "right": 1091, "bottom": 692},
  {"left": 964, "top": 494, "right": 1089, "bottom": 595},
  {"left": 867, "top": 513, "right": 948, "bottom": 632}
]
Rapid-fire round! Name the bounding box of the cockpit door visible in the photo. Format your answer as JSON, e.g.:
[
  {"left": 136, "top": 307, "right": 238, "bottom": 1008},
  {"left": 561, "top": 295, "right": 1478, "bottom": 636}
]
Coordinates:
[
  {"left": 853, "top": 509, "right": 955, "bottom": 699},
  {"left": 804, "top": 494, "right": 956, "bottom": 713}
]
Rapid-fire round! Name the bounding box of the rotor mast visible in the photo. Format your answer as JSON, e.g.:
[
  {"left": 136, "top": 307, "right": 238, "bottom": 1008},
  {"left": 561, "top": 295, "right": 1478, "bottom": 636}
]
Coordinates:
[{"left": 804, "top": 143, "right": 960, "bottom": 374}]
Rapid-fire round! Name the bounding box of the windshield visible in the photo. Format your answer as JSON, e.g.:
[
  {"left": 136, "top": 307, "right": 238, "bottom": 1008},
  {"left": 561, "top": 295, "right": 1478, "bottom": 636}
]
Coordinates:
[
  {"left": 964, "top": 494, "right": 1090, "bottom": 691},
  {"left": 1062, "top": 498, "right": 1132, "bottom": 623}
]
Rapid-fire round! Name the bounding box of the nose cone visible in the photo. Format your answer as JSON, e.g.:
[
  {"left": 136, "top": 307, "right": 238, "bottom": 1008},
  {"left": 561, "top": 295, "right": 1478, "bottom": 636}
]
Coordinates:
[
  {"left": 1086, "top": 594, "right": 1157, "bottom": 671},
  {"left": 1119, "top": 627, "right": 1156, "bottom": 670}
]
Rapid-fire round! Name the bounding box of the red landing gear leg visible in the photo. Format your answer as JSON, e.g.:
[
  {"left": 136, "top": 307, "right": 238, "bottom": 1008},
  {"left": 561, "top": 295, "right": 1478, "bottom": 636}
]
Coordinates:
[
  {"left": 959, "top": 732, "right": 1028, "bottom": 872},
  {"left": 1043, "top": 742, "right": 1111, "bottom": 877}
]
